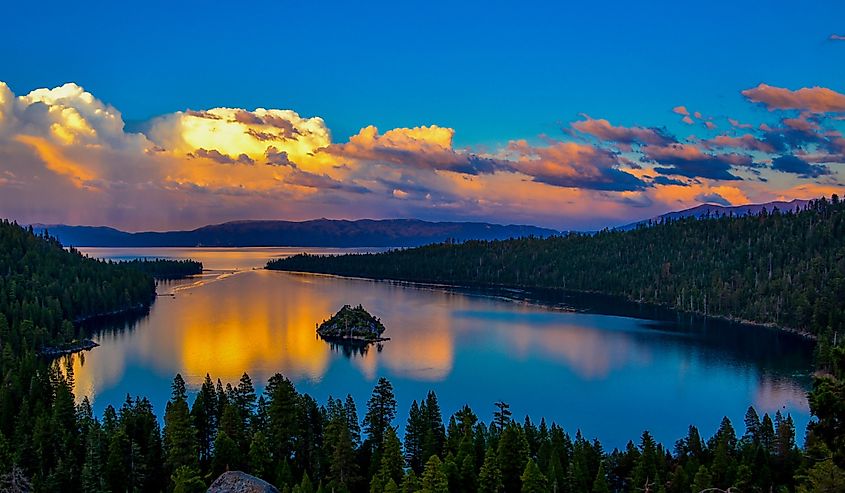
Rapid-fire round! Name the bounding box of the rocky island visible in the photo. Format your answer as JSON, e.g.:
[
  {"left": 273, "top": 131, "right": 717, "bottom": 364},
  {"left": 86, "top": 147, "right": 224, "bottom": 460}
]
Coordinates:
[{"left": 316, "top": 304, "right": 388, "bottom": 344}]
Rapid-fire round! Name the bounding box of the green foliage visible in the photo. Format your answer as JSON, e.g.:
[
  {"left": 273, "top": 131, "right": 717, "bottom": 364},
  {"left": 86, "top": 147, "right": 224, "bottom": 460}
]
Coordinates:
[
  {"left": 420, "top": 455, "right": 448, "bottom": 493},
  {"left": 477, "top": 447, "right": 504, "bottom": 493},
  {"left": 171, "top": 465, "right": 206, "bottom": 493},
  {"left": 520, "top": 459, "right": 547, "bottom": 493},
  {"left": 317, "top": 304, "right": 386, "bottom": 340},
  {"left": 120, "top": 258, "right": 203, "bottom": 279},
  {"left": 0, "top": 220, "right": 155, "bottom": 353}
]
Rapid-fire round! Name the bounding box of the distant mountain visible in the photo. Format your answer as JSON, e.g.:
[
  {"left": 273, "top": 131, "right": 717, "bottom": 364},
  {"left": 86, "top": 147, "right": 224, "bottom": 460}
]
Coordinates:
[
  {"left": 617, "top": 199, "right": 811, "bottom": 230},
  {"left": 31, "top": 219, "right": 559, "bottom": 248}
]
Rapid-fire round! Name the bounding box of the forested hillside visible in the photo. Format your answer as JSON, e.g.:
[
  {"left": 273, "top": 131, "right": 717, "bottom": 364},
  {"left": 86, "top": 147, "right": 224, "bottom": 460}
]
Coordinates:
[
  {"left": 0, "top": 220, "right": 156, "bottom": 352},
  {"left": 269, "top": 196, "right": 845, "bottom": 344}
]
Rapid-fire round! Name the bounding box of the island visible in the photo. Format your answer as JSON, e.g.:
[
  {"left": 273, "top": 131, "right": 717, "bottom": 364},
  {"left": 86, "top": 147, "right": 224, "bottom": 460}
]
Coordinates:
[{"left": 316, "top": 304, "right": 389, "bottom": 344}]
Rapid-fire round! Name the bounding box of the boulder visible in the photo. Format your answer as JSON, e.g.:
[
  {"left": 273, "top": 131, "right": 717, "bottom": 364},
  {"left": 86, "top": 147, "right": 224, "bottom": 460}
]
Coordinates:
[{"left": 207, "top": 471, "right": 280, "bottom": 493}]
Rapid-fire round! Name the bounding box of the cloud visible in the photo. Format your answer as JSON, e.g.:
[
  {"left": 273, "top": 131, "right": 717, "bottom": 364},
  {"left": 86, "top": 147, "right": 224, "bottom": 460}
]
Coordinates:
[
  {"left": 570, "top": 116, "right": 675, "bottom": 147},
  {"left": 728, "top": 118, "right": 754, "bottom": 129},
  {"left": 702, "top": 134, "right": 775, "bottom": 153},
  {"left": 190, "top": 148, "right": 255, "bottom": 165},
  {"left": 264, "top": 147, "right": 295, "bottom": 167},
  {"left": 694, "top": 192, "right": 731, "bottom": 206},
  {"left": 770, "top": 155, "right": 830, "bottom": 178},
  {"left": 0, "top": 80, "right": 843, "bottom": 231},
  {"left": 742, "top": 84, "right": 845, "bottom": 113},
  {"left": 506, "top": 140, "right": 648, "bottom": 191},
  {"left": 830, "top": 34, "right": 845, "bottom": 41},
  {"left": 644, "top": 144, "right": 753, "bottom": 181},
  {"left": 323, "top": 125, "right": 500, "bottom": 175},
  {"left": 146, "top": 106, "right": 331, "bottom": 169}
]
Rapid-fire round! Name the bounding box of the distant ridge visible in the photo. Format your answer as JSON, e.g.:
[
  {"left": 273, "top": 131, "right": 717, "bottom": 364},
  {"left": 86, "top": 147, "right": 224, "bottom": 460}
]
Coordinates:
[
  {"left": 30, "top": 218, "right": 559, "bottom": 248},
  {"left": 617, "top": 198, "right": 812, "bottom": 230}
]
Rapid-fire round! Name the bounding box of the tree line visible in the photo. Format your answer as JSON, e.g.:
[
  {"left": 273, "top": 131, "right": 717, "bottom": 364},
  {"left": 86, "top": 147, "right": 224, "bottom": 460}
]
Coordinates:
[
  {"left": 2, "top": 362, "right": 843, "bottom": 492},
  {"left": 119, "top": 259, "right": 203, "bottom": 280},
  {"left": 268, "top": 196, "right": 845, "bottom": 363}
]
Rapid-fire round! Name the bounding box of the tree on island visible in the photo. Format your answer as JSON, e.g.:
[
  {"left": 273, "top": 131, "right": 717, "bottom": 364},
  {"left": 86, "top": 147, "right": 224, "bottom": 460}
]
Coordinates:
[{"left": 316, "top": 304, "right": 387, "bottom": 342}]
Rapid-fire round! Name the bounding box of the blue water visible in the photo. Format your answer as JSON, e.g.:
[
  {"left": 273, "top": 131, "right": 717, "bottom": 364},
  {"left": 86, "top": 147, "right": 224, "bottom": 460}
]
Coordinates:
[{"left": 70, "top": 247, "right": 815, "bottom": 450}]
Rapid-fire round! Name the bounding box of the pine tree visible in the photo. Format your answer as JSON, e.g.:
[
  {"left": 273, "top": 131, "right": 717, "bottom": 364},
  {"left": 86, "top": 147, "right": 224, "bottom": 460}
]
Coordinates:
[
  {"left": 192, "top": 374, "right": 217, "bottom": 469},
  {"left": 520, "top": 459, "right": 547, "bottom": 493},
  {"left": 420, "top": 455, "right": 449, "bottom": 493},
  {"left": 405, "top": 400, "right": 426, "bottom": 474},
  {"left": 171, "top": 465, "right": 205, "bottom": 493},
  {"left": 364, "top": 378, "right": 397, "bottom": 456},
  {"left": 632, "top": 431, "right": 659, "bottom": 490},
  {"left": 691, "top": 465, "right": 713, "bottom": 492},
  {"left": 421, "top": 391, "right": 445, "bottom": 462},
  {"left": 211, "top": 430, "right": 240, "bottom": 476},
  {"left": 249, "top": 431, "right": 273, "bottom": 480},
  {"left": 265, "top": 373, "right": 299, "bottom": 463},
  {"left": 591, "top": 461, "right": 610, "bottom": 493},
  {"left": 329, "top": 416, "right": 359, "bottom": 490},
  {"left": 163, "top": 374, "right": 198, "bottom": 472},
  {"left": 477, "top": 447, "right": 504, "bottom": 493}
]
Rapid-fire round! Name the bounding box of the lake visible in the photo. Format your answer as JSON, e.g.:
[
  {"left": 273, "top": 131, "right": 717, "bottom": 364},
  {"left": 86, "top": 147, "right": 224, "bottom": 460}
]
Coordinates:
[{"left": 70, "top": 247, "right": 815, "bottom": 449}]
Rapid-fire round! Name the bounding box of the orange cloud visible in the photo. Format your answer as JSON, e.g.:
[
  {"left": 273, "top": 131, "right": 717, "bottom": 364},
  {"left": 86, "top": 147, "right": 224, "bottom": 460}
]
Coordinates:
[
  {"left": 742, "top": 83, "right": 845, "bottom": 113},
  {"left": 570, "top": 116, "right": 674, "bottom": 147},
  {"left": 14, "top": 134, "right": 97, "bottom": 187}
]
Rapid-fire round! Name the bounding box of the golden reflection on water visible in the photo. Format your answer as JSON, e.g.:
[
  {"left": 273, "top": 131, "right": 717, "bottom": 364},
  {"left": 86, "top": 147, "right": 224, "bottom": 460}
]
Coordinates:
[{"left": 71, "top": 270, "right": 466, "bottom": 400}]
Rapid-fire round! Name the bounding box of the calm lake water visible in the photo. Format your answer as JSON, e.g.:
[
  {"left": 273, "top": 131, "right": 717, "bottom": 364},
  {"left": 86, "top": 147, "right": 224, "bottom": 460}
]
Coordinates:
[{"left": 71, "top": 247, "right": 815, "bottom": 449}]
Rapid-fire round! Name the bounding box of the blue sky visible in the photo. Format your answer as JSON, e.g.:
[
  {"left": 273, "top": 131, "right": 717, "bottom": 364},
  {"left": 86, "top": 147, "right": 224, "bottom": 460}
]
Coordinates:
[{"left": 4, "top": 0, "right": 842, "bottom": 144}]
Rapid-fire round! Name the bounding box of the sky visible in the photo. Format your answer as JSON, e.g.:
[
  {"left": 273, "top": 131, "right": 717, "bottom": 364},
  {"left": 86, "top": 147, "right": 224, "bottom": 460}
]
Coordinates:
[{"left": 0, "top": 0, "right": 843, "bottom": 231}]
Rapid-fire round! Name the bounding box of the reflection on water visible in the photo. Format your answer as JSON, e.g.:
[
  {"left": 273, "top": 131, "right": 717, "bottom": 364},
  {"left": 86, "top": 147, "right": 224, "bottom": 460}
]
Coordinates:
[{"left": 71, "top": 247, "right": 815, "bottom": 448}]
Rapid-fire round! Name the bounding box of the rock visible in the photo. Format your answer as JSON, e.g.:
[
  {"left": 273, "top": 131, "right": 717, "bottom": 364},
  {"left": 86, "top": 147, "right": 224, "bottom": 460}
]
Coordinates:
[{"left": 207, "top": 471, "right": 280, "bottom": 493}]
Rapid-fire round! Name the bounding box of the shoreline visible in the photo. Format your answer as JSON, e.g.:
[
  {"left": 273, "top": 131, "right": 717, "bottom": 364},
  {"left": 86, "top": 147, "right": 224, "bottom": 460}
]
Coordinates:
[
  {"left": 269, "top": 268, "right": 817, "bottom": 341},
  {"left": 39, "top": 339, "right": 100, "bottom": 357}
]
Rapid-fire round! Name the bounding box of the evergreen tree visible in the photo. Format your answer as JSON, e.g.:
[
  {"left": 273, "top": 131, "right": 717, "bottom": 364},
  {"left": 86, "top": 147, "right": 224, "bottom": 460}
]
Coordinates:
[
  {"left": 265, "top": 373, "right": 299, "bottom": 464},
  {"left": 364, "top": 378, "right": 397, "bottom": 463},
  {"left": 171, "top": 465, "right": 205, "bottom": 493},
  {"left": 163, "top": 374, "right": 198, "bottom": 473},
  {"left": 478, "top": 446, "right": 504, "bottom": 493},
  {"left": 249, "top": 431, "right": 273, "bottom": 481},
  {"left": 632, "top": 431, "right": 659, "bottom": 491},
  {"left": 211, "top": 430, "right": 240, "bottom": 476},
  {"left": 405, "top": 400, "right": 426, "bottom": 474},
  {"left": 691, "top": 465, "right": 713, "bottom": 492},
  {"left": 498, "top": 423, "right": 529, "bottom": 493},
  {"left": 420, "top": 455, "right": 449, "bottom": 493},
  {"left": 592, "top": 461, "right": 610, "bottom": 493},
  {"left": 520, "top": 459, "right": 547, "bottom": 493}
]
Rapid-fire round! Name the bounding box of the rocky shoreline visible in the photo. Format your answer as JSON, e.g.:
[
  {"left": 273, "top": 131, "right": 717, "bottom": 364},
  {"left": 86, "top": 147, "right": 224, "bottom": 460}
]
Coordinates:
[{"left": 39, "top": 339, "right": 100, "bottom": 357}]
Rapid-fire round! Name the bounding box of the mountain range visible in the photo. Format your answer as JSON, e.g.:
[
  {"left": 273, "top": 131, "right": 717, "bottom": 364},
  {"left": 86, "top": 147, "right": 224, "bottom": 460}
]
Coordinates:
[
  {"left": 30, "top": 199, "right": 815, "bottom": 247},
  {"left": 31, "top": 219, "right": 559, "bottom": 248}
]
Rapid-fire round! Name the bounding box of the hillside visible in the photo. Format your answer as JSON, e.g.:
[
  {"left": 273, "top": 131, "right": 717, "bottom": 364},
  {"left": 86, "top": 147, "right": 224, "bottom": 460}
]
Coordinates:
[
  {"left": 618, "top": 198, "right": 811, "bottom": 230},
  {"left": 32, "top": 218, "right": 559, "bottom": 247},
  {"left": 0, "top": 220, "right": 156, "bottom": 351},
  {"left": 268, "top": 196, "right": 845, "bottom": 343}
]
